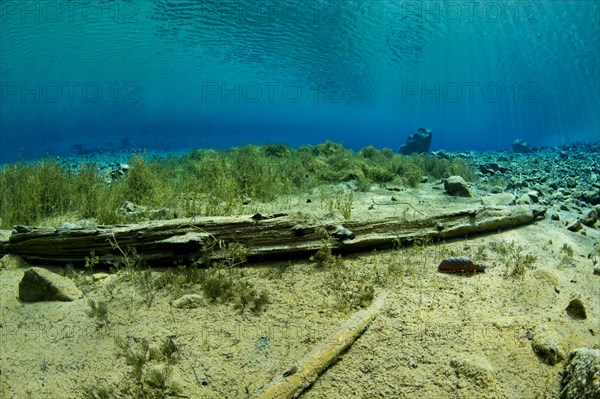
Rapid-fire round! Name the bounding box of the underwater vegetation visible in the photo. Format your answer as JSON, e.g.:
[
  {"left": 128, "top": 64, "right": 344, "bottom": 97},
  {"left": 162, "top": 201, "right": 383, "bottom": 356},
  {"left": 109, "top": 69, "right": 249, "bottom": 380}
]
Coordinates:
[{"left": 0, "top": 141, "right": 474, "bottom": 228}]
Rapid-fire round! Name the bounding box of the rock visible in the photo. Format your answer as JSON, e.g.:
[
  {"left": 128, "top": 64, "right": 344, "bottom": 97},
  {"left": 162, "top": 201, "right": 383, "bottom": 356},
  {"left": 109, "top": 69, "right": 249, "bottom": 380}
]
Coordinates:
[
  {"left": 560, "top": 348, "right": 600, "bottom": 399},
  {"left": 481, "top": 193, "right": 515, "bottom": 206},
  {"left": 527, "top": 190, "right": 540, "bottom": 203},
  {"left": 119, "top": 202, "right": 171, "bottom": 221},
  {"left": 444, "top": 176, "right": 472, "bottom": 197},
  {"left": 551, "top": 213, "right": 561, "bottom": 221},
  {"left": 438, "top": 257, "right": 485, "bottom": 273},
  {"left": 532, "top": 329, "right": 566, "bottom": 365},
  {"left": 516, "top": 194, "right": 534, "bottom": 205},
  {"left": 512, "top": 138, "right": 533, "bottom": 153},
  {"left": 172, "top": 294, "right": 204, "bottom": 309},
  {"left": 594, "top": 267, "right": 600, "bottom": 276},
  {"left": 579, "top": 190, "right": 600, "bottom": 205},
  {"left": 108, "top": 162, "right": 130, "bottom": 181},
  {"left": 0, "top": 254, "right": 27, "bottom": 270},
  {"left": 479, "top": 162, "right": 509, "bottom": 175},
  {"left": 566, "top": 298, "right": 587, "bottom": 320},
  {"left": 450, "top": 355, "right": 494, "bottom": 387},
  {"left": 581, "top": 209, "right": 598, "bottom": 227},
  {"left": 506, "top": 178, "right": 527, "bottom": 190},
  {"left": 331, "top": 225, "right": 356, "bottom": 240},
  {"left": 399, "top": 127, "right": 432, "bottom": 155},
  {"left": 18, "top": 267, "right": 82, "bottom": 302},
  {"left": 432, "top": 150, "right": 450, "bottom": 159},
  {"left": 567, "top": 220, "right": 583, "bottom": 232},
  {"left": 123, "top": 201, "right": 136, "bottom": 213},
  {"left": 92, "top": 273, "right": 110, "bottom": 281},
  {"left": 566, "top": 178, "right": 578, "bottom": 189}
]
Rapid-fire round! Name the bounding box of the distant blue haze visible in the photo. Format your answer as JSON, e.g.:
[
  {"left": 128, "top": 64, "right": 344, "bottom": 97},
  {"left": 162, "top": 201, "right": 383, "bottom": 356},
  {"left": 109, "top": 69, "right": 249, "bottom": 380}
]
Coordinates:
[{"left": 1, "top": 0, "right": 598, "bottom": 162}]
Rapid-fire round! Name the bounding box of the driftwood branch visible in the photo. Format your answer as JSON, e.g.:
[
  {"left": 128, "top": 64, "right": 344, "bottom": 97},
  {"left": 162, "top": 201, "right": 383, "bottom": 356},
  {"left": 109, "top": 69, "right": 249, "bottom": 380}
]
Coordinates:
[
  {"left": 0, "top": 205, "right": 545, "bottom": 266},
  {"left": 255, "top": 294, "right": 387, "bottom": 399}
]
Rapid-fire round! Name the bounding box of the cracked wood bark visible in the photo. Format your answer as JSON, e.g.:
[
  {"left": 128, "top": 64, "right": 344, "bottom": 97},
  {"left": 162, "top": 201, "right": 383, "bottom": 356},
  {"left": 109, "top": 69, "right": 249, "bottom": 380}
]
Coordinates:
[{"left": 0, "top": 205, "right": 545, "bottom": 266}]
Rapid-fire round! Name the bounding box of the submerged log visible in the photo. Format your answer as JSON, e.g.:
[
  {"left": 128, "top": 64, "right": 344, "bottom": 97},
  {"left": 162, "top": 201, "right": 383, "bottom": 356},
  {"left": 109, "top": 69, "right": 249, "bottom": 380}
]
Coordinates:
[
  {"left": 255, "top": 294, "right": 387, "bottom": 399},
  {"left": 0, "top": 205, "right": 545, "bottom": 266}
]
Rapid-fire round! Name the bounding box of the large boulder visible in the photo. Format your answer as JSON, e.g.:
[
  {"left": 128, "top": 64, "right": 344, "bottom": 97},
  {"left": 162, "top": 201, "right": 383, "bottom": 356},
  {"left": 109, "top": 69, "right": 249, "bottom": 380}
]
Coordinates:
[
  {"left": 0, "top": 254, "right": 27, "bottom": 270},
  {"left": 399, "top": 127, "right": 432, "bottom": 155},
  {"left": 444, "top": 176, "right": 472, "bottom": 197},
  {"left": 581, "top": 209, "right": 598, "bottom": 227},
  {"left": 560, "top": 348, "right": 600, "bottom": 399},
  {"left": 19, "top": 267, "right": 82, "bottom": 302},
  {"left": 512, "top": 138, "right": 533, "bottom": 153}
]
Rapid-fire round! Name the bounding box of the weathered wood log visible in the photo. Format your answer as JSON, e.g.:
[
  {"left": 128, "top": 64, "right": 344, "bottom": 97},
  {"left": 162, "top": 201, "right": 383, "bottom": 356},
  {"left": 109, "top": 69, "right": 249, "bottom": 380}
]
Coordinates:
[
  {"left": 255, "top": 294, "right": 387, "bottom": 399},
  {"left": 0, "top": 205, "right": 545, "bottom": 266}
]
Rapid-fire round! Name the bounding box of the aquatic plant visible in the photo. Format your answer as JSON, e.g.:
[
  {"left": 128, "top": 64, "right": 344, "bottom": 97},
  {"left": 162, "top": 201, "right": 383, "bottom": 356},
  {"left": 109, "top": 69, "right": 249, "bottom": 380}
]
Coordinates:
[
  {"left": 133, "top": 269, "right": 157, "bottom": 307},
  {"left": 112, "top": 335, "right": 182, "bottom": 398},
  {"left": 202, "top": 268, "right": 235, "bottom": 303},
  {"left": 107, "top": 234, "right": 145, "bottom": 273},
  {"left": 157, "top": 336, "right": 180, "bottom": 364},
  {"left": 81, "top": 382, "right": 115, "bottom": 399},
  {"left": 310, "top": 229, "right": 340, "bottom": 269},
  {"left": 114, "top": 335, "right": 150, "bottom": 381},
  {"left": 86, "top": 298, "right": 109, "bottom": 329},
  {"left": 328, "top": 262, "right": 375, "bottom": 311},
  {"left": 558, "top": 243, "right": 575, "bottom": 268},
  {"left": 84, "top": 250, "right": 100, "bottom": 274},
  {"left": 144, "top": 364, "right": 174, "bottom": 393},
  {"left": 0, "top": 141, "right": 476, "bottom": 228},
  {"left": 560, "top": 243, "right": 574, "bottom": 257},
  {"left": 234, "top": 281, "right": 270, "bottom": 314},
  {"left": 487, "top": 240, "right": 537, "bottom": 277},
  {"left": 320, "top": 188, "right": 353, "bottom": 220}
]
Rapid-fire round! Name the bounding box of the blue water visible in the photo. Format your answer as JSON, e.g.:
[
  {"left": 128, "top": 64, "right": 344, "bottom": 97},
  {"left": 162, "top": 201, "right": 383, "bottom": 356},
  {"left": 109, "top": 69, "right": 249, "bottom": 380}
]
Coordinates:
[{"left": 1, "top": 0, "right": 598, "bottom": 162}]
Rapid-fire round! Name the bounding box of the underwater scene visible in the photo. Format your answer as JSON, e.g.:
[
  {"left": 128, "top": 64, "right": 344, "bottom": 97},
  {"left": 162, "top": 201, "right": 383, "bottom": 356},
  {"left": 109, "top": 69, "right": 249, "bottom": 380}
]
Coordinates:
[{"left": 0, "top": 1, "right": 599, "bottom": 398}]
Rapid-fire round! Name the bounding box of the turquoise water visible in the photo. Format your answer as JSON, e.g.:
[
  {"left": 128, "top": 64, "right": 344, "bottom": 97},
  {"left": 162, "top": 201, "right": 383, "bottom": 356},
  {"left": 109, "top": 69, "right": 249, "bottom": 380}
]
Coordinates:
[{"left": 0, "top": 0, "right": 598, "bottom": 162}]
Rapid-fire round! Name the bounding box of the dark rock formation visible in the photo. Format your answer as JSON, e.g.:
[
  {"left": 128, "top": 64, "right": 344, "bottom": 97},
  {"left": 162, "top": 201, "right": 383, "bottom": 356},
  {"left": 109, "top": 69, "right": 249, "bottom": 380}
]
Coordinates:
[
  {"left": 578, "top": 190, "right": 600, "bottom": 205},
  {"left": 581, "top": 209, "right": 598, "bottom": 227},
  {"left": 479, "top": 162, "right": 509, "bottom": 175},
  {"left": 566, "top": 298, "right": 587, "bottom": 320},
  {"left": 399, "top": 128, "right": 432, "bottom": 155},
  {"left": 512, "top": 139, "right": 533, "bottom": 153},
  {"left": 444, "top": 176, "right": 472, "bottom": 197},
  {"left": 19, "top": 267, "right": 82, "bottom": 302}
]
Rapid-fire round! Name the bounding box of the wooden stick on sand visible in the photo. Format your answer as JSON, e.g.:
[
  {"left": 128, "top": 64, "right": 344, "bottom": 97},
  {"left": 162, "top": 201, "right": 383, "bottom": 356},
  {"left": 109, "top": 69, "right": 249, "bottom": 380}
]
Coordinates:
[{"left": 255, "top": 294, "right": 387, "bottom": 399}]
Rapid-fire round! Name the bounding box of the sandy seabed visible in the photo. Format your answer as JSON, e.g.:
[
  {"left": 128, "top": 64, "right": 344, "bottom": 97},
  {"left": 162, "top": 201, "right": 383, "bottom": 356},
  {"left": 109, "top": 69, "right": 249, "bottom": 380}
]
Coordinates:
[{"left": 0, "top": 170, "right": 598, "bottom": 399}]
